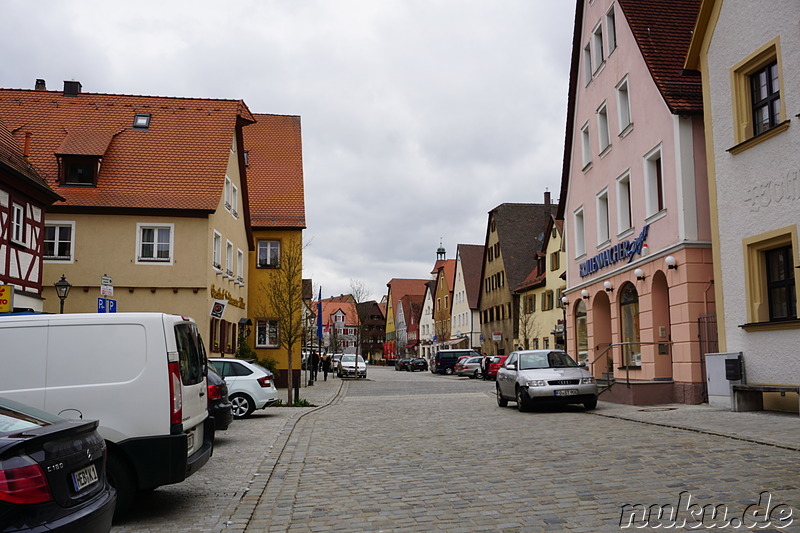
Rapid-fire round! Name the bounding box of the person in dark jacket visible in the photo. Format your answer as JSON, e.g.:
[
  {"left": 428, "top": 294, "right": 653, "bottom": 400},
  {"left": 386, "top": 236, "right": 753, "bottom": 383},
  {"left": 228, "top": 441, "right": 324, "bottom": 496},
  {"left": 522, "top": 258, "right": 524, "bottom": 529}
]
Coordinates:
[
  {"left": 322, "top": 353, "right": 331, "bottom": 381},
  {"left": 311, "top": 351, "right": 320, "bottom": 381},
  {"left": 482, "top": 354, "right": 491, "bottom": 381}
]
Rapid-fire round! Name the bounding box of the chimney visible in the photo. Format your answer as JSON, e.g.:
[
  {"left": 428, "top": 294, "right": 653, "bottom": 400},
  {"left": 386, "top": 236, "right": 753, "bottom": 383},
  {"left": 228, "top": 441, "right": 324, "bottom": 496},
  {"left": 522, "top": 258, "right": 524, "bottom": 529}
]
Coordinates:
[
  {"left": 23, "top": 133, "right": 32, "bottom": 161},
  {"left": 34, "top": 79, "right": 47, "bottom": 91},
  {"left": 544, "top": 190, "right": 552, "bottom": 215},
  {"left": 63, "top": 80, "right": 82, "bottom": 97}
]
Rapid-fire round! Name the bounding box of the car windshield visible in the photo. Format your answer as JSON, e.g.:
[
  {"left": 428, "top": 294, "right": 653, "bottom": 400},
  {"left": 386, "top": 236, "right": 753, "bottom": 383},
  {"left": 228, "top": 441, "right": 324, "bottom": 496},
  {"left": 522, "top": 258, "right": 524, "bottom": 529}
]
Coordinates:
[
  {"left": 342, "top": 355, "right": 365, "bottom": 364},
  {"left": 518, "top": 351, "right": 578, "bottom": 370}
]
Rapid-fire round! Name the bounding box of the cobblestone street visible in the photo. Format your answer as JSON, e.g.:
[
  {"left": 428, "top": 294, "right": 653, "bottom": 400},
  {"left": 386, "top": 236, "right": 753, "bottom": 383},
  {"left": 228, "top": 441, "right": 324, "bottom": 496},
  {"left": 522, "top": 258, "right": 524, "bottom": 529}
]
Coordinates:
[{"left": 113, "top": 366, "right": 800, "bottom": 532}]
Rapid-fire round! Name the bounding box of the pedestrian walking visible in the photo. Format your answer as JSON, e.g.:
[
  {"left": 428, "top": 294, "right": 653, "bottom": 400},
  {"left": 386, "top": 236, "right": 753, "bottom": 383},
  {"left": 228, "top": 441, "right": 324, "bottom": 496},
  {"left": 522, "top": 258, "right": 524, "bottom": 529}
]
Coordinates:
[
  {"left": 311, "top": 351, "right": 320, "bottom": 381},
  {"left": 322, "top": 354, "right": 331, "bottom": 381},
  {"left": 482, "top": 354, "right": 490, "bottom": 381}
]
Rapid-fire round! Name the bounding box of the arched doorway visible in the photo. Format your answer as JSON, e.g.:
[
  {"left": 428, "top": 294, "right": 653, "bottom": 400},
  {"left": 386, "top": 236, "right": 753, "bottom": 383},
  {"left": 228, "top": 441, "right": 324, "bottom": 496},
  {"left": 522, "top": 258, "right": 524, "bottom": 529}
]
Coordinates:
[
  {"left": 574, "top": 300, "right": 588, "bottom": 365},
  {"left": 591, "top": 290, "right": 612, "bottom": 378},
  {"left": 651, "top": 270, "right": 672, "bottom": 379},
  {"left": 619, "top": 282, "right": 641, "bottom": 367}
]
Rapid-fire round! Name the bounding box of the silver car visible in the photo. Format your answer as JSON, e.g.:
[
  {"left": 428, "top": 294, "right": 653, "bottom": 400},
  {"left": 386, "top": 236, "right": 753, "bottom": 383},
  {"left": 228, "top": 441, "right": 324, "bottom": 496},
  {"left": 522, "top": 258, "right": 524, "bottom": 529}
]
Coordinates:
[
  {"left": 495, "top": 350, "right": 598, "bottom": 412},
  {"left": 455, "top": 356, "right": 484, "bottom": 378},
  {"left": 337, "top": 354, "right": 367, "bottom": 378}
]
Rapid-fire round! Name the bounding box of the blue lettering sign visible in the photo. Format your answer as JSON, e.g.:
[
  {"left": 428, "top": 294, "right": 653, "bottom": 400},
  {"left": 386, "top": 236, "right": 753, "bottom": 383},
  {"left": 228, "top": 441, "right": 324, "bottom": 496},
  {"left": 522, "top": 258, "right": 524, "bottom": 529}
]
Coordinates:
[{"left": 579, "top": 224, "right": 650, "bottom": 277}]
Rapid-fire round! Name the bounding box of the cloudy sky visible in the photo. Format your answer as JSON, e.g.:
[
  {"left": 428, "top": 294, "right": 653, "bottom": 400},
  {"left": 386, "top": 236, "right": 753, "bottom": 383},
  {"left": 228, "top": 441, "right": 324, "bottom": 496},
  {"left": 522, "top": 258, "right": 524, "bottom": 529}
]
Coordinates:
[{"left": 2, "top": 0, "right": 576, "bottom": 301}]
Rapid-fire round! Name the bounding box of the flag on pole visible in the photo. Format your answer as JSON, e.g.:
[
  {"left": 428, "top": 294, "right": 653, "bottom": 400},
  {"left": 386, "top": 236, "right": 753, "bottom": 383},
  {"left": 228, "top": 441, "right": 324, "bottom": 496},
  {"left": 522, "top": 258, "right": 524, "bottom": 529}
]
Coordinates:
[{"left": 316, "top": 287, "right": 323, "bottom": 340}]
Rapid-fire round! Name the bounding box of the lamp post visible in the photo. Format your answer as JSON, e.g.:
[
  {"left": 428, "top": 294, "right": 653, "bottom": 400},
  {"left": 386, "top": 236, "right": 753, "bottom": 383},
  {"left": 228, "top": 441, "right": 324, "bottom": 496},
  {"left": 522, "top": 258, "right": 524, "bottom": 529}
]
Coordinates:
[
  {"left": 54, "top": 274, "right": 71, "bottom": 314},
  {"left": 560, "top": 296, "right": 568, "bottom": 352}
]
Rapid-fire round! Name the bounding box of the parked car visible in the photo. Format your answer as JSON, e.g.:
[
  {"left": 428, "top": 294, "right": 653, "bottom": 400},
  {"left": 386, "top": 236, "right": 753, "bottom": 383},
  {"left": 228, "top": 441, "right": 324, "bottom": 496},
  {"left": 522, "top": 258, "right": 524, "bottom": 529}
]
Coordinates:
[
  {"left": 337, "top": 355, "right": 367, "bottom": 378},
  {"left": 407, "top": 358, "right": 428, "bottom": 372},
  {"left": 331, "top": 354, "right": 344, "bottom": 374},
  {"left": 395, "top": 358, "right": 412, "bottom": 371},
  {"left": 206, "top": 365, "right": 233, "bottom": 431},
  {"left": 495, "top": 350, "right": 598, "bottom": 412},
  {"left": 486, "top": 355, "right": 509, "bottom": 380},
  {"left": 0, "top": 312, "right": 213, "bottom": 518},
  {"left": 208, "top": 358, "right": 280, "bottom": 419},
  {"left": 0, "top": 396, "right": 116, "bottom": 532},
  {"left": 431, "top": 349, "right": 481, "bottom": 375},
  {"left": 455, "top": 356, "right": 484, "bottom": 378}
]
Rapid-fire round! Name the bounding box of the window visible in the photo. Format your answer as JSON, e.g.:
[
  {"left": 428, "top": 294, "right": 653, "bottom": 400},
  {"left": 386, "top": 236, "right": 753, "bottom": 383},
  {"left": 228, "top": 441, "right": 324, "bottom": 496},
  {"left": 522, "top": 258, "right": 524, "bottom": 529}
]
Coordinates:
[
  {"left": 526, "top": 294, "right": 536, "bottom": 313},
  {"left": 616, "top": 77, "right": 632, "bottom": 133},
  {"left": 556, "top": 288, "right": 565, "bottom": 308},
  {"left": 574, "top": 207, "right": 586, "bottom": 257},
  {"left": 257, "top": 240, "right": 280, "bottom": 268},
  {"left": 597, "top": 102, "right": 610, "bottom": 153},
  {"left": 620, "top": 283, "right": 641, "bottom": 366},
  {"left": 592, "top": 22, "right": 604, "bottom": 73},
  {"left": 550, "top": 251, "right": 560, "bottom": 271},
  {"left": 616, "top": 171, "right": 632, "bottom": 233},
  {"left": 137, "top": 224, "right": 173, "bottom": 263},
  {"left": 61, "top": 156, "right": 99, "bottom": 186},
  {"left": 225, "top": 241, "right": 234, "bottom": 277},
  {"left": 644, "top": 146, "right": 665, "bottom": 217},
  {"left": 243, "top": 151, "right": 250, "bottom": 168},
  {"left": 543, "top": 337, "right": 550, "bottom": 349},
  {"left": 212, "top": 231, "right": 222, "bottom": 269},
  {"left": 231, "top": 184, "right": 239, "bottom": 217},
  {"left": 255, "top": 319, "right": 279, "bottom": 348},
  {"left": 583, "top": 42, "right": 593, "bottom": 85},
  {"left": 606, "top": 5, "right": 617, "bottom": 53},
  {"left": 543, "top": 290, "right": 554, "bottom": 311},
  {"left": 581, "top": 122, "right": 592, "bottom": 170},
  {"left": 730, "top": 39, "right": 787, "bottom": 151},
  {"left": 44, "top": 222, "right": 74, "bottom": 261},
  {"left": 743, "top": 227, "right": 799, "bottom": 327},
  {"left": 533, "top": 338, "right": 539, "bottom": 349},
  {"left": 133, "top": 113, "right": 151, "bottom": 129},
  {"left": 224, "top": 177, "right": 232, "bottom": 211},
  {"left": 237, "top": 249, "right": 244, "bottom": 282},
  {"left": 11, "top": 204, "right": 24, "bottom": 244},
  {"left": 597, "top": 189, "right": 610, "bottom": 245}
]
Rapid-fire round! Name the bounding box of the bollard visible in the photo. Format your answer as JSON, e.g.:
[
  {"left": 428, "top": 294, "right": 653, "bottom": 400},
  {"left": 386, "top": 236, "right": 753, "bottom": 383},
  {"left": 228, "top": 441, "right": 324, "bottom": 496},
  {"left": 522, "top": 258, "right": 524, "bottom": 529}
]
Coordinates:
[{"left": 294, "top": 383, "right": 300, "bottom": 404}]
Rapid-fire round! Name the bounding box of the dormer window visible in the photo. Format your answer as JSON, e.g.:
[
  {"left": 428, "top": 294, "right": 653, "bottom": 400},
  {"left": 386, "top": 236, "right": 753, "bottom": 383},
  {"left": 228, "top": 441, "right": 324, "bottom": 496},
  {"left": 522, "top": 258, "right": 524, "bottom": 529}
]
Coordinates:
[
  {"left": 55, "top": 131, "right": 112, "bottom": 187},
  {"left": 133, "top": 113, "right": 151, "bottom": 129},
  {"left": 60, "top": 155, "right": 100, "bottom": 186}
]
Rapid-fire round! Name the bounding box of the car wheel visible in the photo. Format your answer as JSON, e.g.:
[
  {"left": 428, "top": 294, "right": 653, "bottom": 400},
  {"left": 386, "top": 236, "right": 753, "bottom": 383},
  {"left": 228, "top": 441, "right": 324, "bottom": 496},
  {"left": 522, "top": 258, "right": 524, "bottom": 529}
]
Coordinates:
[
  {"left": 516, "top": 387, "right": 531, "bottom": 413},
  {"left": 230, "top": 393, "right": 255, "bottom": 419},
  {"left": 107, "top": 451, "right": 136, "bottom": 519},
  {"left": 496, "top": 384, "right": 508, "bottom": 407},
  {"left": 584, "top": 398, "right": 598, "bottom": 410},
  {"left": 444, "top": 367, "right": 454, "bottom": 375},
  {"left": 473, "top": 369, "right": 480, "bottom": 379}
]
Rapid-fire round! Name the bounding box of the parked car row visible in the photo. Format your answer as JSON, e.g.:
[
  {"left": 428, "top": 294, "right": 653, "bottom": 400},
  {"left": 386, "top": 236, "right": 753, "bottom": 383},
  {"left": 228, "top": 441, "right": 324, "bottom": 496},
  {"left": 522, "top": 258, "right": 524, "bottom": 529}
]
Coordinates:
[{"left": 394, "top": 357, "right": 428, "bottom": 372}]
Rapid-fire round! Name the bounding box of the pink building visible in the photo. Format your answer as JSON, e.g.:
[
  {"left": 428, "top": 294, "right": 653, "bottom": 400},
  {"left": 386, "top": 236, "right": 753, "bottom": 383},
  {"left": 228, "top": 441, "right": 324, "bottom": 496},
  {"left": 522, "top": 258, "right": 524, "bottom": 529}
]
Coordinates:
[{"left": 559, "top": 0, "right": 713, "bottom": 404}]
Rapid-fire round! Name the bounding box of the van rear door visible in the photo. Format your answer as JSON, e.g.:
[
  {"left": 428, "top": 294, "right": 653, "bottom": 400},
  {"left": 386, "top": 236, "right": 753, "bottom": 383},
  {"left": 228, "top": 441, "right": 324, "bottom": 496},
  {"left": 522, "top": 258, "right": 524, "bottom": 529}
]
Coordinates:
[{"left": 171, "top": 319, "right": 208, "bottom": 457}]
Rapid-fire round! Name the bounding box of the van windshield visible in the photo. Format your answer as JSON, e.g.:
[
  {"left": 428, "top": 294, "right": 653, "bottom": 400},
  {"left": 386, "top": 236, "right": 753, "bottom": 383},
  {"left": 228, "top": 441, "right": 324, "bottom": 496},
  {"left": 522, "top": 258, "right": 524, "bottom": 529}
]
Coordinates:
[{"left": 174, "top": 323, "right": 206, "bottom": 385}]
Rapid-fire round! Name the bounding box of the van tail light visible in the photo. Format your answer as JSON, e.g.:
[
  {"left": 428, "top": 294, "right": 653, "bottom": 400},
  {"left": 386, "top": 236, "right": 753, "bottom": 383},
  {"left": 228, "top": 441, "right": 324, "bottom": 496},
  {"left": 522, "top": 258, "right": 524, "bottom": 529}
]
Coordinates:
[
  {"left": 168, "top": 361, "right": 183, "bottom": 425},
  {"left": 256, "top": 376, "right": 271, "bottom": 388},
  {"left": 0, "top": 457, "right": 53, "bottom": 504},
  {"left": 207, "top": 384, "right": 223, "bottom": 402}
]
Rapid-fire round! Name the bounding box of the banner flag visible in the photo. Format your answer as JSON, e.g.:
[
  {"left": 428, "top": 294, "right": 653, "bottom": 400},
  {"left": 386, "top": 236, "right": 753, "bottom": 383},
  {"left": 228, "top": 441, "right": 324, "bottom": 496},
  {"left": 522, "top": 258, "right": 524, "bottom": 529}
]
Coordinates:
[{"left": 316, "top": 287, "right": 323, "bottom": 340}]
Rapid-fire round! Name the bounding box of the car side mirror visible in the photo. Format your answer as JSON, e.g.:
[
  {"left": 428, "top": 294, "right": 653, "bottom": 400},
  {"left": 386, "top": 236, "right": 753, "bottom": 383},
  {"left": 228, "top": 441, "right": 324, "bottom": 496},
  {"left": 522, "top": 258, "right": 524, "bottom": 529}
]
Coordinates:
[
  {"left": 507, "top": 362, "right": 517, "bottom": 370},
  {"left": 578, "top": 361, "right": 587, "bottom": 368}
]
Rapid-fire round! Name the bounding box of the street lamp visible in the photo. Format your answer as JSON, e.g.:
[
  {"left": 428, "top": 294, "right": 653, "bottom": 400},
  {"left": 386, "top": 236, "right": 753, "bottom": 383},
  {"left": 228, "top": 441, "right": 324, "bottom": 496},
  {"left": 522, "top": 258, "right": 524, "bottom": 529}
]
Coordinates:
[
  {"left": 560, "top": 296, "right": 568, "bottom": 352},
  {"left": 54, "top": 274, "right": 71, "bottom": 314}
]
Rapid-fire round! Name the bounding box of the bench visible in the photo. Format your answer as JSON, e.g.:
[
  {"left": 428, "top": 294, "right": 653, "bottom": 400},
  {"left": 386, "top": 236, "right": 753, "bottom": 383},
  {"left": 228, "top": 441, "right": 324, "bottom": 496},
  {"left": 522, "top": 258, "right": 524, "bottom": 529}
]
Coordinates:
[{"left": 732, "top": 384, "right": 800, "bottom": 413}]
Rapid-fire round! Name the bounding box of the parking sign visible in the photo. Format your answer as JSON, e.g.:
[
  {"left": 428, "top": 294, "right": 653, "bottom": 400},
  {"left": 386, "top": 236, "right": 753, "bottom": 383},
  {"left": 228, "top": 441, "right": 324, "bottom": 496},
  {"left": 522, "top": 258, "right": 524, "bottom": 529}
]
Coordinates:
[
  {"left": 108, "top": 299, "right": 117, "bottom": 313},
  {"left": 97, "top": 298, "right": 107, "bottom": 313}
]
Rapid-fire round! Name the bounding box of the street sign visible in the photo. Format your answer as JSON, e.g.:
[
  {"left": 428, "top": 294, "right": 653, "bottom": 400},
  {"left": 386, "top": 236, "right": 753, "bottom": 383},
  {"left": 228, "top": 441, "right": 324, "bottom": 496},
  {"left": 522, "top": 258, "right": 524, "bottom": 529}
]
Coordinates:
[
  {"left": 101, "top": 275, "right": 112, "bottom": 286},
  {"left": 108, "top": 299, "right": 117, "bottom": 313},
  {"left": 97, "top": 298, "right": 107, "bottom": 313},
  {"left": 100, "top": 285, "right": 113, "bottom": 297}
]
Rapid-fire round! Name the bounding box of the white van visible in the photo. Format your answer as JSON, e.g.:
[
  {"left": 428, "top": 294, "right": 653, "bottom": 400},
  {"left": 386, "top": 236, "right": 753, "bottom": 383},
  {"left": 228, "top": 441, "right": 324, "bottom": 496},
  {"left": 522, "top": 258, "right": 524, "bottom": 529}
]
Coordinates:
[{"left": 0, "top": 312, "right": 213, "bottom": 516}]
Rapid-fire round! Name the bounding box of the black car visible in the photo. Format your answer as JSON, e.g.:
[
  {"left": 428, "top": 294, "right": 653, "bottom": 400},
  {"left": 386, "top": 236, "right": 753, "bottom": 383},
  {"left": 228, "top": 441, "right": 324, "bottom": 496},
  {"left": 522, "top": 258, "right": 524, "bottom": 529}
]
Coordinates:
[
  {"left": 0, "top": 396, "right": 116, "bottom": 532},
  {"left": 395, "top": 358, "right": 412, "bottom": 371},
  {"left": 407, "top": 358, "right": 429, "bottom": 372},
  {"left": 207, "top": 366, "right": 234, "bottom": 431}
]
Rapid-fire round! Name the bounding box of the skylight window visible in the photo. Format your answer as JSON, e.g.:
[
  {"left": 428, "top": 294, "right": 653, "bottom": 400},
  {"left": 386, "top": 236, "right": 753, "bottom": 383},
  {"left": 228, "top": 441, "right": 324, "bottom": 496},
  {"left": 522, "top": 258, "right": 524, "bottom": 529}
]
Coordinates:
[{"left": 133, "top": 113, "right": 151, "bottom": 129}]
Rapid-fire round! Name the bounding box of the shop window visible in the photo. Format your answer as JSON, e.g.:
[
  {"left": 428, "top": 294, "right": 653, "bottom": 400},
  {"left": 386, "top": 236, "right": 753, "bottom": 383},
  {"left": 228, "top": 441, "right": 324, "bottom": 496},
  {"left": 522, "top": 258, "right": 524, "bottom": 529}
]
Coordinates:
[
  {"left": 256, "top": 319, "right": 279, "bottom": 348},
  {"left": 575, "top": 300, "right": 588, "bottom": 364},
  {"left": 619, "top": 282, "right": 641, "bottom": 367}
]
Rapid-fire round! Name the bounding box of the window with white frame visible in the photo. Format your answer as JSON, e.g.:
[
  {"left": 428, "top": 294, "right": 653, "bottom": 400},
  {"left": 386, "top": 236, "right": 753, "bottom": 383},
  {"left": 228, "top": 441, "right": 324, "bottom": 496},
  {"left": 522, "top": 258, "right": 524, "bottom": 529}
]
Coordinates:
[
  {"left": 592, "top": 21, "right": 604, "bottom": 73},
  {"left": 231, "top": 184, "right": 238, "bottom": 217},
  {"left": 616, "top": 171, "right": 632, "bottom": 233},
  {"left": 11, "top": 204, "right": 25, "bottom": 244},
  {"left": 574, "top": 207, "right": 586, "bottom": 258},
  {"left": 644, "top": 146, "right": 665, "bottom": 217},
  {"left": 581, "top": 122, "right": 592, "bottom": 169},
  {"left": 616, "top": 76, "right": 632, "bottom": 133},
  {"left": 257, "top": 240, "right": 280, "bottom": 268},
  {"left": 212, "top": 231, "right": 222, "bottom": 269},
  {"left": 596, "top": 189, "right": 610, "bottom": 245},
  {"left": 226, "top": 241, "right": 234, "bottom": 276},
  {"left": 137, "top": 223, "right": 173, "bottom": 263},
  {"left": 606, "top": 5, "right": 617, "bottom": 53},
  {"left": 255, "top": 319, "right": 279, "bottom": 348},
  {"left": 44, "top": 222, "right": 75, "bottom": 261},
  {"left": 583, "top": 42, "right": 593, "bottom": 85},
  {"left": 237, "top": 249, "right": 244, "bottom": 282},
  {"left": 597, "top": 102, "right": 610, "bottom": 153},
  {"left": 224, "top": 177, "right": 232, "bottom": 211}
]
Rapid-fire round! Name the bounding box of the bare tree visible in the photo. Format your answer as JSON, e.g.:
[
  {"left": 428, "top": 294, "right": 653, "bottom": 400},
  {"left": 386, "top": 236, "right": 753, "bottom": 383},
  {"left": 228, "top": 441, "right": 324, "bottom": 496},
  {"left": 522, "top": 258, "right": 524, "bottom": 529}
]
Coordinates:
[
  {"left": 518, "top": 304, "right": 542, "bottom": 351},
  {"left": 350, "top": 279, "right": 373, "bottom": 379},
  {"left": 258, "top": 238, "right": 305, "bottom": 404}
]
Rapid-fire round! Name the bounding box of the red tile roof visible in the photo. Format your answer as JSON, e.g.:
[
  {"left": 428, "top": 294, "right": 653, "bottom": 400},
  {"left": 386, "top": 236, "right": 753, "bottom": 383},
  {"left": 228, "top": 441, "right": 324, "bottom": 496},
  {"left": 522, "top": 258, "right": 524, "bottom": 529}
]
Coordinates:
[
  {"left": 0, "top": 118, "right": 62, "bottom": 202},
  {"left": 617, "top": 0, "right": 703, "bottom": 114},
  {"left": 457, "top": 244, "right": 484, "bottom": 309},
  {"left": 243, "top": 114, "right": 306, "bottom": 229},
  {"left": 386, "top": 278, "right": 427, "bottom": 322},
  {"left": 0, "top": 88, "right": 255, "bottom": 212},
  {"left": 434, "top": 259, "right": 457, "bottom": 294}
]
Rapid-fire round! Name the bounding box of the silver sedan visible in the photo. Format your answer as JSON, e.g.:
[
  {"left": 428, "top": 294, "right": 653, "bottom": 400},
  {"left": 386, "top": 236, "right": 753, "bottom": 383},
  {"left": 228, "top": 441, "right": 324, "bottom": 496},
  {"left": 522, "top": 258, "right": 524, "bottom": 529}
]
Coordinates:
[{"left": 495, "top": 350, "right": 598, "bottom": 412}]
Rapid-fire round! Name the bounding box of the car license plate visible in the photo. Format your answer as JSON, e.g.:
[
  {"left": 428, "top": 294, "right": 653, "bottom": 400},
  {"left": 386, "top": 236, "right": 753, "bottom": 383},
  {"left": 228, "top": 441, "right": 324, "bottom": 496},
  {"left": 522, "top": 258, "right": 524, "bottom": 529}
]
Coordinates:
[
  {"left": 72, "top": 464, "right": 98, "bottom": 491},
  {"left": 554, "top": 389, "right": 579, "bottom": 396},
  {"left": 187, "top": 430, "right": 195, "bottom": 453}
]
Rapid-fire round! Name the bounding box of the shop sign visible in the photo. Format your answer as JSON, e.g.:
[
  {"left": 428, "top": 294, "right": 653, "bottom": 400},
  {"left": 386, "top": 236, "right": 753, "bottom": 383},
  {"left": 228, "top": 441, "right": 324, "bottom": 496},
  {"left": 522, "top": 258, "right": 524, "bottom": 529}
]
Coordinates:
[
  {"left": 580, "top": 224, "right": 650, "bottom": 277},
  {"left": 0, "top": 285, "right": 13, "bottom": 313}
]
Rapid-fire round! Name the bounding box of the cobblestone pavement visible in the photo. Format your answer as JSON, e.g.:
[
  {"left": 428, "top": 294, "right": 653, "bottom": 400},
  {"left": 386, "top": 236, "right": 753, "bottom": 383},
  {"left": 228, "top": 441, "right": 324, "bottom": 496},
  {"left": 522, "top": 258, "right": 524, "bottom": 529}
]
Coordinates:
[{"left": 113, "top": 366, "right": 800, "bottom": 532}]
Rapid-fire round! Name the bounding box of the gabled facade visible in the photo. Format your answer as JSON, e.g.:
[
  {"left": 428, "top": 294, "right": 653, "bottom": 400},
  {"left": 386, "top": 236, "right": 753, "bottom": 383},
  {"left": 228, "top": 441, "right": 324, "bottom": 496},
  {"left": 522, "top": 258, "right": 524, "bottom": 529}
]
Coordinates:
[
  {"left": 243, "top": 113, "right": 306, "bottom": 381},
  {"left": 397, "top": 293, "right": 423, "bottom": 357},
  {"left": 432, "top": 258, "right": 456, "bottom": 347},
  {"left": 478, "top": 199, "right": 552, "bottom": 355},
  {"left": 0, "top": 81, "right": 255, "bottom": 346},
  {"left": 357, "top": 300, "right": 385, "bottom": 361},
  {"left": 450, "top": 244, "right": 484, "bottom": 351},
  {"left": 418, "top": 281, "right": 435, "bottom": 360},
  {"left": 319, "top": 298, "right": 359, "bottom": 355},
  {"left": 0, "top": 119, "right": 63, "bottom": 312},
  {"left": 384, "top": 278, "right": 427, "bottom": 361},
  {"left": 560, "top": 0, "right": 712, "bottom": 405},
  {"left": 686, "top": 0, "right": 800, "bottom": 410}
]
